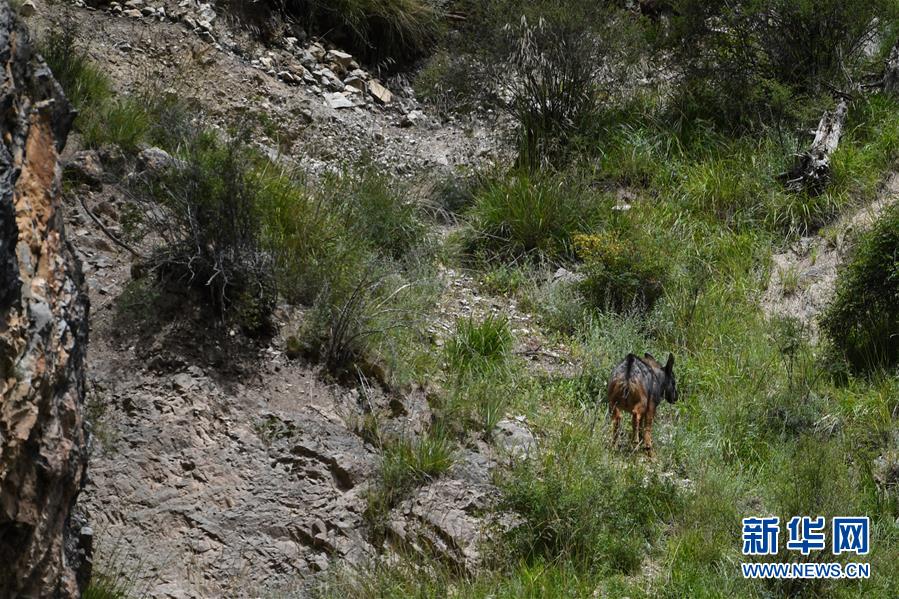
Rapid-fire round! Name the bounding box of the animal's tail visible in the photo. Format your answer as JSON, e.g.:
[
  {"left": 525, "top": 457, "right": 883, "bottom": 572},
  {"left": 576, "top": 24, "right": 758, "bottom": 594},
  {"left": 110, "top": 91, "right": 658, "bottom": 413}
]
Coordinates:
[{"left": 622, "top": 353, "right": 636, "bottom": 400}]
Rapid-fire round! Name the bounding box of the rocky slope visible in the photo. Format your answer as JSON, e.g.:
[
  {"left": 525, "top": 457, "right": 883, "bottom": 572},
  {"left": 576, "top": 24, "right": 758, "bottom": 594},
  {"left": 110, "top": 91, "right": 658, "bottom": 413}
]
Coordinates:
[
  {"left": 19, "top": 1, "right": 548, "bottom": 596},
  {"left": 0, "top": 5, "right": 90, "bottom": 596}
]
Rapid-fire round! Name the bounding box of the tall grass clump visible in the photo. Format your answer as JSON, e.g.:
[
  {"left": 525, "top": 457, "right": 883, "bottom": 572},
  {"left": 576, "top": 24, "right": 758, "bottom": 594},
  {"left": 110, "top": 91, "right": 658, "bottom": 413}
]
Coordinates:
[
  {"left": 507, "top": 16, "right": 599, "bottom": 169},
  {"left": 502, "top": 426, "right": 681, "bottom": 575},
  {"left": 40, "top": 19, "right": 111, "bottom": 111},
  {"left": 364, "top": 428, "right": 455, "bottom": 542},
  {"left": 445, "top": 314, "right": 513, "bottom": 376},
  {"left": 466, "top": 172, "right": 598, "bottom": 259},
  {"left": 821, "top": 203, "right": 899, "bottom": 371}
]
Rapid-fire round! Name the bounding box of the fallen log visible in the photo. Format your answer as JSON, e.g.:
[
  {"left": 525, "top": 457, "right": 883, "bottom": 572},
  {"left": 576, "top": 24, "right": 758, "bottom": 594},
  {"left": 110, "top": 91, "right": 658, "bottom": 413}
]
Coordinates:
[{"left": 781, "top": 98, "right": 848, "bottom": 195}]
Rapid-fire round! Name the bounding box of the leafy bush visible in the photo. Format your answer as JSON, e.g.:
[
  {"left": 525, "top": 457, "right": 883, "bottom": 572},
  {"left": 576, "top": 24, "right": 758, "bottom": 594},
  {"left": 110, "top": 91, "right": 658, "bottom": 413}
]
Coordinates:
[
  {"left": 502, "top": 426, "right": 681, "bottom": 574},
  {"left": 445, "top": 314, "right": 513, "bottom": 376},
  {"left": 821, "top": 203, "right": 899, "bottom": 371},
  {"left": 574, "top": 231, "right": 668, "bottom": 312},
  {"left": 132, "top": 134, "right": 276, "bottom": 333},
  {"left": 466, "top": 172, "right": 595, "bottom": 259},
  {"left": 664, "top": 0, "right": 899, "bottom": 128}
]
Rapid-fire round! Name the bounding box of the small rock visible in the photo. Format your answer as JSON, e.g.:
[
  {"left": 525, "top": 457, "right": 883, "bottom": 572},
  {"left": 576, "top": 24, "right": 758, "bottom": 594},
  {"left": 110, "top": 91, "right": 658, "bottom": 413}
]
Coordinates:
[
  {"left": 325, "top": 50, "right": 353, "bottom": 70},
  {"left": 551, "top": 267, "right": 585, "bottom": 285},
  {"left": 343, "top": 76, "right": 365, "bottom": 92},
  {"left": 368, "top": 79, "right": 393, "bottom": 105},
  {"left": 64, "top": 150, "right": 104, "bottom": 188},
  {"left": 494, "top": 418, "right": 536, "bottom": 460},
  {"left": 400, "top": 110, "right": 424, "bottom": 128},
  {"left": 309, "top": 42, "right": 326, "bottom": 61},
  {"left": 137, "top": 147, "right": 180, "bottom": 173},
  {"left": 323, "top": 92, "right": 354, "bottom": 110},
  {"left": 19, "top": 0, "right": 36, "bottom": 16},
  {"left": 123, "top": 8, "right": 142, "bottom": 17}
]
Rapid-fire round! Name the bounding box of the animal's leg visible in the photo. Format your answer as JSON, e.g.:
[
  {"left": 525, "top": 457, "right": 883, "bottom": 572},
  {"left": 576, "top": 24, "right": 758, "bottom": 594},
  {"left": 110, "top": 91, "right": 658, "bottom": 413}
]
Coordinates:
[
  {"left": 631, "top": 412, "right": 641, "bottom": 450},
  {"left": 610, "top": 406, "right": 621, "bottom": 448},
  {"left": 643, "top": 411, "right": 654, "bottom": 458}
]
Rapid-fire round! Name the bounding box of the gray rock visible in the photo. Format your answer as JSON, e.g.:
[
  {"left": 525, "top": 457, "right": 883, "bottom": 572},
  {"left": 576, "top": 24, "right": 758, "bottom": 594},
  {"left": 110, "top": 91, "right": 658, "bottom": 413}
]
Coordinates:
[
  {"left": 1, "top": 10, "right": 89, "bottom": 595},
  {"left": 494, "top": 417, "right": 537, "bottom": 460},
  {"left": 368, "top": 79, "right": 393, "bottom": 105},
  {"left": 64, "top": 150, "right": 104, "bottom": 188},
  {"left": 324, "top": 92, "right": 354, "bottom": 110},
  {"left": 137, "top": 146, "right": 181, "bottom": 173},
  {"left": 325, "top": 49, "right": 353, "bottom": 70}
]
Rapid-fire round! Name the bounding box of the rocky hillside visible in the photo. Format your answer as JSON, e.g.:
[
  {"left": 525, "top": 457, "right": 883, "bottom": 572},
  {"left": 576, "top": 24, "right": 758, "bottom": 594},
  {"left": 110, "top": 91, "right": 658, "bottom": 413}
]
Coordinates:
[
  {"left": 0, "top": 4, "right": 89, "bottom": 596},
  {"left": 12, "top": 0, "right": 899, "bottom": 597}
]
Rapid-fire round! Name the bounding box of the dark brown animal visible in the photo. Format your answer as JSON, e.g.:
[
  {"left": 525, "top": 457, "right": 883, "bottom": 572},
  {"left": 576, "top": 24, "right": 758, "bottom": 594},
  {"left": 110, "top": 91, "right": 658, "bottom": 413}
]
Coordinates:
[{"left": 607, "top": 353, "right": 678, "bottom": 456}]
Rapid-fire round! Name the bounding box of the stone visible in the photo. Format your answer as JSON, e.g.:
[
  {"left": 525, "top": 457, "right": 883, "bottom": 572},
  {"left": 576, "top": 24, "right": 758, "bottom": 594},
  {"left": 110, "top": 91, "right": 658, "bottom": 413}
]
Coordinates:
[
  {"left": 137, "top": 146, "right": 181, "bottom": 173},
  {"left": 0, "top": 9, "right": 89, "bottom": 596},
  {"left": 551, "top": 267, "right": 585, "bottom": 285},
  {"left": 324, "top": 92, "right": 354, "bottom": 110},
  {"left": 123, "top": 8, "right": 142, "bottom": 17},
  {"left": 64, "top": 150, "right": 104, "bottom": 188},
  {"left": 494, "top": 417, "right": 537, "bottom": 460},
  {"left": 325, "top": 49, "right": 353, "bottom": 70},
  {"left": 388, "top": 479, "right": 498, "bottom": 573},
  {"left": 309, "top": 42, "right": 326, "bottom": 61},
  {"left": 368, "top": 79, "right": 393, "bottom": 105},
  {"left": 343, "top": 76, "right": 365, "bottom": 92},
  {"left": 19, "top": 0, "right": 36, "bottom": 16},
  {"left": 400, "top": 110, "right": 424, "bottom": 128}
]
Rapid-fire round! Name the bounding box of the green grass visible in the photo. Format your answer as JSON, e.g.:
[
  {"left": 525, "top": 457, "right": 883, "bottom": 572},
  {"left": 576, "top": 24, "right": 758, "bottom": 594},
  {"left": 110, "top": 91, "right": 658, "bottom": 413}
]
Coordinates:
[
  {"left": 364, "top": 428, "right": 455, "bottom": 542},
  {"left": 465, "top": 170, "right": 603, "bottom": 260},
  {"left": 445, "top": 314, "right": 513, "bottom": 376}
]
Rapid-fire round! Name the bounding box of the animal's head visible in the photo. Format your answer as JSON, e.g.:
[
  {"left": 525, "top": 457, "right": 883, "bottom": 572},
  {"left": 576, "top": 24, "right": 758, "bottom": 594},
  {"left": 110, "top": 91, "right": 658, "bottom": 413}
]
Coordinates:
[{"left": 662, "top": 354, "right": 678, "bottom": 403}]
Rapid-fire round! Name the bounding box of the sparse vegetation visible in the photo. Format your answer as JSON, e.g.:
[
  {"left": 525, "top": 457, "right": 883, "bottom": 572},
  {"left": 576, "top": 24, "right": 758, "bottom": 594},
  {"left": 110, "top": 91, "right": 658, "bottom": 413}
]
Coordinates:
[
  {"left": 39, "top": 1, "right": 899, "bottom": 597},
  {"left": 821, "top": 202, "right": 899, "bottom": 371}
]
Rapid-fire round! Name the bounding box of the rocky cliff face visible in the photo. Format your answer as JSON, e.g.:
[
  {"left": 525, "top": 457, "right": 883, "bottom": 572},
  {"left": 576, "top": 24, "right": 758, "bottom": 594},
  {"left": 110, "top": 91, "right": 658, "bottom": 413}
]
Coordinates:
[{"left": 0, "top": 4, "right": 89, "bottom": 597}]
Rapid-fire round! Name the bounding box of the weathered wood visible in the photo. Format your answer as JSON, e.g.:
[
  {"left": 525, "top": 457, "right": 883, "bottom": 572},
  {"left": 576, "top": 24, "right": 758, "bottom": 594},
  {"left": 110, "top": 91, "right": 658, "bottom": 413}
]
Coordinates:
[
  {"left": 884, "top": 42, "right": 899, "bottom": 94},
  {"left": 782, "top": 98, "right": 848, "bottom": 195}
]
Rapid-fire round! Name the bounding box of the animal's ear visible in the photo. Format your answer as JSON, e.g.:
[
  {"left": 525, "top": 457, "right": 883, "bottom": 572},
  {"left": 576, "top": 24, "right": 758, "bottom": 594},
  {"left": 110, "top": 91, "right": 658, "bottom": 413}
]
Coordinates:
[
  {"left": 644, "top": 352, "right": 656, "bottom": 361},
  {"left": 665, "top": 354, "right": 675, "bottom": 371}
]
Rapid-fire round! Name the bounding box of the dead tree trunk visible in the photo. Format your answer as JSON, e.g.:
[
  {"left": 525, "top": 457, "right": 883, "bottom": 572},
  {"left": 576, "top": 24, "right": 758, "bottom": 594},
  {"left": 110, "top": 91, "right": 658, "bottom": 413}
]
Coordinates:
[
  {"left": 884, "top": 42, "right": 899, "bottom": 94},
  {"left": 782, "top": 98, "right": 848, "bottom": 195}
]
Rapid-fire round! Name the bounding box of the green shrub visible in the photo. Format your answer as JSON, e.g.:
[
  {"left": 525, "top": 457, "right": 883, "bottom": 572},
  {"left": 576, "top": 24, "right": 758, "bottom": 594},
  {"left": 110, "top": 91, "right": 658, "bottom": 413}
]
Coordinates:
[
  {"left": 131, "top": 134, "right": 276, "bottom": 333},
  {"left": 821, "top": 203, "right": 899, "bottom": 371},
  {"left": 445, "top": 314, "right": 513, "bottom": 376},
  {"left": 466, "top": 172, "right": 595, "bottom": 259},
  {"left": 574, "top": 231, "right": 668, "bottom": 313},
  {"left": 664, "top": 0, "right": 899, "bottom": 128},
  {"left": 323, "top": 164, "right": 427, "bottom": 261},
  {"left": 502, "top": 426, "right": 681, "bottom": 574}
]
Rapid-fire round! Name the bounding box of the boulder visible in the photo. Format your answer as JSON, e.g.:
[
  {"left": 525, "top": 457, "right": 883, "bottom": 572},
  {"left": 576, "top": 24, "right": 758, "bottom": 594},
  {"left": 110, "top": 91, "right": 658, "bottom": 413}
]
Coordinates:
[{"left": 0, "top": 7, "right": 90, "bottom": 597}]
